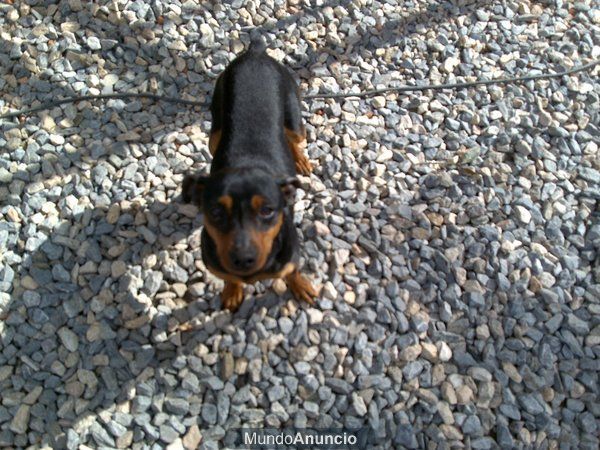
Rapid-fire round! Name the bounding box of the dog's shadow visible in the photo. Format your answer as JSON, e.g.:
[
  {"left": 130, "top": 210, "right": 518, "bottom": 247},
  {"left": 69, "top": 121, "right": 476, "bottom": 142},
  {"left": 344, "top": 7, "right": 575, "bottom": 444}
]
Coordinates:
[
  {"left": 5, "top": 189, "right": 306, "bottom": 447},
  {"left": 17, "top": 193, "right": 288, "bottom": 322}
]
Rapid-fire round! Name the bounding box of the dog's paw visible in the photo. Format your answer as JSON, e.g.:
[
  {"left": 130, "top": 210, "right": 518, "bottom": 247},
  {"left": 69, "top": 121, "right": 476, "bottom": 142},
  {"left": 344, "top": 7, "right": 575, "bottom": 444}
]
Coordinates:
[
  {"left": 295, "top": 156, "right": 313, "bottom": 176},
  {"left": 286, "top": 271, "right": 318, "bottom": 305},
  {"left": 221, "top": 282, "right": 244, "bottom": 312}
]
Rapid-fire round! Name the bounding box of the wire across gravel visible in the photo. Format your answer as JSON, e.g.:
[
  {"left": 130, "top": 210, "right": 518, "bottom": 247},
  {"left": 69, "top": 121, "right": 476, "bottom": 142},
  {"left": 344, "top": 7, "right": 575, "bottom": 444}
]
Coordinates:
[{"left": 0, "top": 1, "right": 599, "bottom": 449}]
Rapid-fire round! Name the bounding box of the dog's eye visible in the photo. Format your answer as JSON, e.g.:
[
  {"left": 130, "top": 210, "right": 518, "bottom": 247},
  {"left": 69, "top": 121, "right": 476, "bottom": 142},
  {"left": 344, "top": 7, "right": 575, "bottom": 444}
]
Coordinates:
[
  {"left": 209, "top": 206, "right": 226, "bottom": 220},
  {"left": 259, "top": 206, "right": 275, "bottom": 219}
]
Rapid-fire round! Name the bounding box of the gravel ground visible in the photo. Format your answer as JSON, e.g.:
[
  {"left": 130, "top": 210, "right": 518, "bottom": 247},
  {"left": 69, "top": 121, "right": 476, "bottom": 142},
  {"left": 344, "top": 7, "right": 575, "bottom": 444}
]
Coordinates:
[{"left": 1, "top": 0, "right": 599, "bottom": 449}]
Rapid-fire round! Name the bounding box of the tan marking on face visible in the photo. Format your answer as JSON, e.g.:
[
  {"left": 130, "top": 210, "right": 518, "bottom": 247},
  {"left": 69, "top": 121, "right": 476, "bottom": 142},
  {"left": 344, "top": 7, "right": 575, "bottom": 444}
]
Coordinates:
[
  {"left": 251, "top": 195, "right": 264, "bottom": 213},
  {"left": 248, "top": 212, "right": 283, "bottom": 271},
  {"left": 218, "top": 195, "right": 233, "bottom": 214},
  {"left": 204, "top": 208, "right": 283, "bottom": 276},
  {"left": 204, "top": 220, "right": 236, "bottom": 273}
]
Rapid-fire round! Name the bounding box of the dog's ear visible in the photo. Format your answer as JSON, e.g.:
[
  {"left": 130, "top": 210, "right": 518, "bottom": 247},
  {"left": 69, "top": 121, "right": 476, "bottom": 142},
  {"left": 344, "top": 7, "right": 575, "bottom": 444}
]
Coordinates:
[
  {"left": 182, "top": 173, "right": 209, "bottom": 205},
  {"left": 278, "top": 176, "right": 300, "bottom": 202}
]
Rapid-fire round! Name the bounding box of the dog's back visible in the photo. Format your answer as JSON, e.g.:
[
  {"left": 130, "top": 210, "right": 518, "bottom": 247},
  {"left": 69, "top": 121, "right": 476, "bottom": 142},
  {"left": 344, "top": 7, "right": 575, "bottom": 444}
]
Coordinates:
[{"left": 209, "top": 38, "right": 298, "bottom": 176}]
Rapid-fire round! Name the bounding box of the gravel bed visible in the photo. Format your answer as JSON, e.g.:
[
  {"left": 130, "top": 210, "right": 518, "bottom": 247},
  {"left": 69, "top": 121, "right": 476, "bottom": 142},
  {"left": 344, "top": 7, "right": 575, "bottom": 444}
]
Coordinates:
[{"left": 1, "top": 0, "right": 599, "bottom": 449}]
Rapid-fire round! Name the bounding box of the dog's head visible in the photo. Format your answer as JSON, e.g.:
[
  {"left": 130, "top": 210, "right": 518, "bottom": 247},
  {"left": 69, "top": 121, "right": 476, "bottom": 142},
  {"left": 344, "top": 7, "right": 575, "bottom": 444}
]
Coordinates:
[{"left": 183, "top": 168, "right": 298, "bottom": 276}]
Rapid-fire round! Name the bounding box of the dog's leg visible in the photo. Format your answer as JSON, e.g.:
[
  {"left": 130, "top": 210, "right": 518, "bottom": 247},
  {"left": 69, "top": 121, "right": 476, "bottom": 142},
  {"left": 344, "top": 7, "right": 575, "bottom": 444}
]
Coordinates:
[
  {"left": 209, "top": 129, "right": 221, "bottom": 156},
  {"left": 283, "top": 83, "right": 312, "bottom": 175},
  {"left": 285, "top": 127, "right": 312, "bottom": 176}
]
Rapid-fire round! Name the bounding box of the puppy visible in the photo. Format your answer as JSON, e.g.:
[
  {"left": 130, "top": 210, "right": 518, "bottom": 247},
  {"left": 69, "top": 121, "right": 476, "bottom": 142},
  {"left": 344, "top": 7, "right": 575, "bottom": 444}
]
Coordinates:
[{"left": 183, "top": 37, "right": 317, "bottom": 312}]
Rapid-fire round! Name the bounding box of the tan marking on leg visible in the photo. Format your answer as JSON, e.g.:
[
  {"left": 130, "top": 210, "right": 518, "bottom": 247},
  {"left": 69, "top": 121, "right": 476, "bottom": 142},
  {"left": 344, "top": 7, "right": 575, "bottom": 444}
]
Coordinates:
[
  {"left": 285, "top": 270, "right": 318, "bottom": 305},
  {"left": 209, "top": 129, "right": 222, "bottom": 156},
  {"left": 285, "top": 127, "right": 312, "bottom": 175},
  {"left": 221, "top": 281, "right": 244, "bottom": 312},
  {"left": 274, "top": 262, "right": 296, "bottom": 280}
]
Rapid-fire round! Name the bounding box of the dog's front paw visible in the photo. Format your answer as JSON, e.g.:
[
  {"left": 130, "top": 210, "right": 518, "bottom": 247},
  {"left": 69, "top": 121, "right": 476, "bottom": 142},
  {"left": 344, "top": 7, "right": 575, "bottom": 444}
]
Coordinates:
[
  {"left": 295, "top": 156, "right": 313, "bottom": 176},
  {"left": 286, "top": 270, "right": 318, "bottom": 305},
  {"left": 221, "top": 282, "right": 244, "bottom": 312}
]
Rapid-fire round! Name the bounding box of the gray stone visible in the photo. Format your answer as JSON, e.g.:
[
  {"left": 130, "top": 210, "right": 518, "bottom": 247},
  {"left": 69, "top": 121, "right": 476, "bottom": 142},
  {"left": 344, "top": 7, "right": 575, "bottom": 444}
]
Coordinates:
[
  {"left": 57, "top": 327, "right": 79, "bottom": 352},
  {"left": 566, "top": 313, "right": 589, "bottom": 335},
  {"left": 202, "top": 404, "right": 218, "bottom": 425},
  {"left": 278, "top": 317, "right": 293, "bottom": 334},
  {"left": 462, "top": 415, "right": 483, "bottom": 436},
  {"left": 395, "top": 423, "right": 418, "bottom": 448},
  {"left": 203, "top": 376, "right": 224, "bottom": 390},
  {"left": 9, "top": 405, "right": 30, "bottom": 434},
  {"left": 87, "top": 36, "right": 102, "bottom": 50},
  {"left": 326, "top": 378, "right": 352, "bottom": 395},
  {"left": 268, "top": 385, "right": 285, "bottom": 403},
  {"left": 164, "top": 398, "right": 190, "bottom": 415},
  {"left": 162, "top": 262, "right": 189, "bottom": 283}
]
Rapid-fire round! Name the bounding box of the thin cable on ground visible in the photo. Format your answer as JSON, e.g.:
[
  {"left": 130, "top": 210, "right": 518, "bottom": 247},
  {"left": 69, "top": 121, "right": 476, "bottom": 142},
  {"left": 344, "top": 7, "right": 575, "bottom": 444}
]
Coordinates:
[
  {"left": 304, "top": 59, "right": 600, "bottom": 99},
  {"left": 0, "top": 59, "right": 598, "bottom": 120},
  {"left": 0, "top": 93, "right": 207, "bottom": 120}
]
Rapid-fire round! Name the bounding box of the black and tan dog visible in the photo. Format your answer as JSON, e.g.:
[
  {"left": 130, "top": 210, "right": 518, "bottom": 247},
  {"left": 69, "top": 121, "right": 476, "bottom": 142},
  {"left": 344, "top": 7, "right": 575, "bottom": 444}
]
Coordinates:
[{"left": 182, "top": 37, "right": 317, "bottom": 312}]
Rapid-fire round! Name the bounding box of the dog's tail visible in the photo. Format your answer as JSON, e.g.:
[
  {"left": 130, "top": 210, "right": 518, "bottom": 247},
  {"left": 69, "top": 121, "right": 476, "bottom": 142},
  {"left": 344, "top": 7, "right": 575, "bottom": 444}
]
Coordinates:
[{"left": 248, "top": 36, "right": 267, "bottom": 54}]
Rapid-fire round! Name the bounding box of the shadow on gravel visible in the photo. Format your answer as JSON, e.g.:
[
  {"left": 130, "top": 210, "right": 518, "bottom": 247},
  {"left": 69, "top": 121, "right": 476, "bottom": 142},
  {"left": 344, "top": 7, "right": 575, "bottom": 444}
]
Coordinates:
[{"left": 3, "top": 192, "right": 289, "bottom": 446}]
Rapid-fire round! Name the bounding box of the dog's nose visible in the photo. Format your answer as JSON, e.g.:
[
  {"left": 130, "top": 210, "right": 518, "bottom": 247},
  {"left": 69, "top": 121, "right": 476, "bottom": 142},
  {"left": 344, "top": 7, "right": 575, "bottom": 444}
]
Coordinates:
[{"left": 230, "top": 249, "right": 257, "bottom": 272}]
